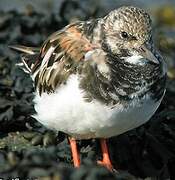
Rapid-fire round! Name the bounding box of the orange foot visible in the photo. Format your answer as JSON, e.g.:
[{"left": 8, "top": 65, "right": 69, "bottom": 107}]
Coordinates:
[
  {"left": 97, "top": 138, "right": 114, "bottom": 171},
  {"left": 69, "top": 137, "right": 81, "bottom": 168}
]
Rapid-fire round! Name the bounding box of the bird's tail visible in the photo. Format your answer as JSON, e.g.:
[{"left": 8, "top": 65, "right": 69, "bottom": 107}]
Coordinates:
[{"left": 9, "top": 45, "right": 40, "bottom": 73}]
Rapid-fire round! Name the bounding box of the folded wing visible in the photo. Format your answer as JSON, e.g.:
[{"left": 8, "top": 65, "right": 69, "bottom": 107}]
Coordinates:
[{"left": 10, "top": 23, "right": 95, "bottom": 95}]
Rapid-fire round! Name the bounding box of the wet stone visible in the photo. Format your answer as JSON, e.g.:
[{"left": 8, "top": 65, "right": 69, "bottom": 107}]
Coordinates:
[
  {"left": 27, "top": 168, "right": 49, "bottom": 178},
  {"left": 43, "top": 131, "right": 57, "bottom": 147},
  {"left": 31, "top": 135, "right": 43, "bottom": 146},
  {"left": 7, "top": 151, "right": 19, "bottom": 166}
]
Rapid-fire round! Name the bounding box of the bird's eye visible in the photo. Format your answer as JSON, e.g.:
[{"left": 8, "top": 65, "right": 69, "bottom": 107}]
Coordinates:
[{"left": 121, "top": 31, "right": 129, "bottom": 39}]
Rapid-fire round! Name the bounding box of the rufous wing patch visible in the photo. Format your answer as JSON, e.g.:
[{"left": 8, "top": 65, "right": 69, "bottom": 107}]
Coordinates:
[{"left": 32, "top": 24, "right": 95, "bottom": 95}]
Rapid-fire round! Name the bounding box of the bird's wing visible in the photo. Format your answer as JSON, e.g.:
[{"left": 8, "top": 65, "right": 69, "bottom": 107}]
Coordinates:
[{"left": 10, "top": 23, "right": 95, "bottom": 95}]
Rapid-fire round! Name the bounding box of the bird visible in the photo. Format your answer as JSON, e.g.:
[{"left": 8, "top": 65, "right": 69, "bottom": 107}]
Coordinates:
[{"left": 10, "top": 6, "right": 167, "bottom": 171}]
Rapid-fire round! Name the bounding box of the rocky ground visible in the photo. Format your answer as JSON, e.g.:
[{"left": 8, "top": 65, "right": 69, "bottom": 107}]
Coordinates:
[{"left": 0, "top": 0, "right": 175, "bottom": 179}]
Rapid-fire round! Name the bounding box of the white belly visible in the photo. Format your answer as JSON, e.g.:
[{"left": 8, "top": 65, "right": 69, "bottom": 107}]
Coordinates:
[{"left": 33, "top": 75, "right": 163, "bottom": 139}]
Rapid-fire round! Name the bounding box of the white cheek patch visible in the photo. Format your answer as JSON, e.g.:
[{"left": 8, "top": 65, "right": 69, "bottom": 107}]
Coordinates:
[{"left": 124, "top": 55, "right": 145, "bottom": 65}]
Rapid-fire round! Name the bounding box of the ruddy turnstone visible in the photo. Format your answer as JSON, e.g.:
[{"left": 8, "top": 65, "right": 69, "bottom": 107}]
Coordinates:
[{"left": 10, "top": 6, "right": 167, "bottom": 171}]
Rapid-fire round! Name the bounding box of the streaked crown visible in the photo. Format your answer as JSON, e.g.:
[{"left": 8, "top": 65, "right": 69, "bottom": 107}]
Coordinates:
[{"left": 104, "top": 6, "right": 152, "bottom": 42}]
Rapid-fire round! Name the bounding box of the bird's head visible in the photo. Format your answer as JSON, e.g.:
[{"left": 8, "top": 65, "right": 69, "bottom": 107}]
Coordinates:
[{"left": 102, "top": 6, "right": 159, "bottom": 64}]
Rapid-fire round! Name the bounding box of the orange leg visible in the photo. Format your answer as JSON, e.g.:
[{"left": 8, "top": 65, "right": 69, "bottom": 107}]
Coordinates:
[
  {"left": 69, "top": 137, "right": 81, "bottom": 168},
  {"left": 97, "top": 138, "right": 113, "bottom": 171}
]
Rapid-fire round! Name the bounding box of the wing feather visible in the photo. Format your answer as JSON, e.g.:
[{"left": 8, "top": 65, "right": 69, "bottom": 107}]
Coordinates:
[{"left": 10, "top": 23, "right": 95, "bottom": 95}]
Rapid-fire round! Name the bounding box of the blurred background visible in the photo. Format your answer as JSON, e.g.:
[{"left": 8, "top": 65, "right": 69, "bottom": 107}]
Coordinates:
[{"left": 0, "top": 0, "right": 175, "bottom": 179}]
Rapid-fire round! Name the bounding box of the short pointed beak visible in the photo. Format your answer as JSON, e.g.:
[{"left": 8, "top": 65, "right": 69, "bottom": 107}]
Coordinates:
[{"left": 138, "top": 44, "right": 159, "bottom": 64}]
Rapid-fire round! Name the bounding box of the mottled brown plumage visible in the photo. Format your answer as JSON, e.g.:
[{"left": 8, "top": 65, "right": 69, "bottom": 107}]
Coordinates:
[
  {"left": 10, "top": 6, "right": 166, "bottom": 99},
  {"left": 12, "top": 24, "right": 97, "bottom": 95}
]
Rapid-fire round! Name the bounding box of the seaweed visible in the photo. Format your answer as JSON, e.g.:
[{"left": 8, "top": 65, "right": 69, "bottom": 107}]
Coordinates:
[{"left": 0, "top": 1, "right": 175, "bottom": 179}]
